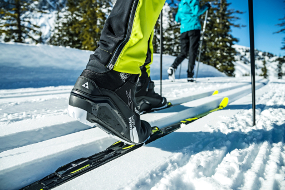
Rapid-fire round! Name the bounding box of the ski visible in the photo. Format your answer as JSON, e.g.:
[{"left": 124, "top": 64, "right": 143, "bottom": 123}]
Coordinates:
[
  {"left": 21, "top": 96, "right": 228, "bottom": 190},
  {"left": 141, "top": 90, "right": 219, "bottom": 114}
]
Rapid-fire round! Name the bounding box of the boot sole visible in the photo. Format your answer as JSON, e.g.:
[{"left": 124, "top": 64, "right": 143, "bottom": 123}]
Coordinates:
[{"left": 68, "top": 104, "right": 150, "bottom": 145}]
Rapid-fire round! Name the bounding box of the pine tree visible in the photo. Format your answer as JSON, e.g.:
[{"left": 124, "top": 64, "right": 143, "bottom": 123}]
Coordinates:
[
  {"left": 199, "top": 0, "right": 244, "bottom": 76},
  {"left": 277, "top": 61, "right": 282, "bottom": 79},
  {"left": 49, "top": 0, "right": 82, "bottom": 49},
  {"left": 162, "top": 4, "right": 172, "bottom": 56},
  {"left": 163, "top": 3, "right": 180, "bottom": 56},
  {"left": 49, "top": 0, "right": 112, "bottom": 50},
  {"left": 37, "top": 0, "right": 67, "bottom": 11},
  {"left": 260, "top": 59, "right": 268, "bottom": 79},
  {"left": 276, "top": 56, "right": 285, "bottom": 79},
  {"left": 152, "top": 3, "right": 180, "bottom": 57},
  {"left": 0, "top": 0, "right": 45, "bottom": 43},
  {"left": 274, "top": 0, "right": 285, "bottom": 50},
  {"left": 75, "top": 0, "right": 112, "bottom": 51},
  {"left": 153, "top": 19, "right": 161, "bottom": 54}
]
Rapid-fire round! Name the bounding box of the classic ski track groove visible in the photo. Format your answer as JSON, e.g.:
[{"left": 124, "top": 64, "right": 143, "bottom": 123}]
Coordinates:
[
  {"left": 122, "top": 83, "right": 283, "bottom": 190},
  {"left": 261, "top": 142, "right": 282, "bottom": 190},
  {"left": 0, "top": 89, "right": 72, "bottom": 99},
  {"left": 0, "top": 82, "right": 256, "bottom": 149},
  {"left": 2, "top": 80, "right": 285, "bottom": 190}
]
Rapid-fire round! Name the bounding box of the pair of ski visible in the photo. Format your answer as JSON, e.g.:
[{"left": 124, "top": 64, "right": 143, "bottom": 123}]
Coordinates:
[{"left": 22, "top": 94, "right": 228, "bottom": 190}]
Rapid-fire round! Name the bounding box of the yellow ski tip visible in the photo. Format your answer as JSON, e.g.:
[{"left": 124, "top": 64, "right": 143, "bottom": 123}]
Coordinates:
[
  {"left": 212, "top": 90, "right": 219, "bottom": 95},
  {"left": 219, "top": 97, "right": 229, "bottom": 108}
]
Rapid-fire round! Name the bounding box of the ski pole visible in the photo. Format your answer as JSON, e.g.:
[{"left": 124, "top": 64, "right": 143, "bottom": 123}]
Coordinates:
[
  {"left": 160, "top": 9, "right": 163, "bottom": 96},
  {"left": 195, "top": 9, "right": 208, "bottom": 82}
]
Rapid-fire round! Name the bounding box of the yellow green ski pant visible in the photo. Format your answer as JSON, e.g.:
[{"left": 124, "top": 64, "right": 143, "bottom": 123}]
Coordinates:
[{"left": 86, "top": 0, "right": 165, "bottom": 77}]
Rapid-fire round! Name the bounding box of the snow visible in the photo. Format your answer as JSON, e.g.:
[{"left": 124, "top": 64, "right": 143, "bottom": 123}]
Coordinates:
[
  {"left": 0, "top": 43, "right": 285, "bottom": 190},
  {"left": 233, "top": 44, "right": 285, "bottom": 79},
  {"left": 0, "top": 42, "right": 226, "bottom": 89}
]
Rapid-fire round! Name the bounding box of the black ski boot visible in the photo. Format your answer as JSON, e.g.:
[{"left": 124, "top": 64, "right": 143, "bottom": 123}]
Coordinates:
[
  {"left": 68, "top": 60, "right": 152, "bottom": 144},
  {"left": 135, "top": 71, "right": 167, "bottom": 113},
  {"left": 187, "top": 78, "right": 195, "bottom": 82},
  {"left": 187, "top": 71, "right": 195, "bottom": 82}
]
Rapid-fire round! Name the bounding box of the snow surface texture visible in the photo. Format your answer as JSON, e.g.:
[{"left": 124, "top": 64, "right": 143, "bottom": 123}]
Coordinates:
[
  {"left": 0, "top": 43, "right": 285, "bottom": 190},
  {"left": 1, "top": 78, "right": 285, "bottom": 190}
]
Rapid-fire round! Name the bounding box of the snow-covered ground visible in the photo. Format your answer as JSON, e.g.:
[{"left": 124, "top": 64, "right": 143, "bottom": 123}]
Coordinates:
[{"left": 0, "top": 43, "right": 285, "bottom": 190}]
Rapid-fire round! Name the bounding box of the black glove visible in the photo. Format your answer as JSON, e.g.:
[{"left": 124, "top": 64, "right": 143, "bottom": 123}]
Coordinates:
[{"left": 205, "top": 3, "right": 211, "bottom": 9}]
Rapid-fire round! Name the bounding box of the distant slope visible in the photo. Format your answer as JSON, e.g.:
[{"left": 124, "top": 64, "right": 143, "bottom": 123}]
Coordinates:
[
  {"left": 0, "top": 43, "right": 226, "bottom": 89},
  {"left": 1, "top": 42, "right": 283, "bottom": 89},
  {"left": 233, "top": 44, "right": 284, "bottom": 79}
]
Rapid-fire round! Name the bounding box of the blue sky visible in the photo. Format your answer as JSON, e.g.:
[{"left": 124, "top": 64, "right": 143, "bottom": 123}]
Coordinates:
[
  {"left": 166, "top": 0, "right": 285, "bottom": 56},
  {"left": 228, "top": 0, "right": 285, "bottom": 56}
]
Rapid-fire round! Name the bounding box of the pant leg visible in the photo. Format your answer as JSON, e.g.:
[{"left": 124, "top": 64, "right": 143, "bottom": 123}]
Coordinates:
[
  {"left": 187, "top": 30, "right": 201, "bottom": 78},
  {"left": 171, "top": 32, "right": 189, "bottom": 69},
  {"left": 141, "top": 30, "right": 154, "bottom": 78},
  {"left": 87, "top": 0, "right": 165, "bottom": 75}
]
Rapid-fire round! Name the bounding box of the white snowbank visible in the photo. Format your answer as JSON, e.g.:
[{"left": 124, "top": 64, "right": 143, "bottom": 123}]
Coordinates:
[{"left": 0, "top": 43, "right": 226, "bottom": 89}]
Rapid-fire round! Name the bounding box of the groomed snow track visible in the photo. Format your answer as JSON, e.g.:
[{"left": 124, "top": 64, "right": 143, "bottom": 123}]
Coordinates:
[{"left": 1, "top": 77, "right": 285, "bottom": 190}]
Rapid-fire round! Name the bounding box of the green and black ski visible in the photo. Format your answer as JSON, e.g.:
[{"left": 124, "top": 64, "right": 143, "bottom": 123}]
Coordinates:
[{"left": 21, "top": 96, "right": 228, "bottom": 190}]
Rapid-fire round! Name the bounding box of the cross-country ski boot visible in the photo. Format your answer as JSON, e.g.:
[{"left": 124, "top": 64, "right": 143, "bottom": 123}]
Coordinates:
[
  {"left": 187, "top": 78, "right": 195, "bottom": 82},
  {"left": 68, "top": 59, "right": 152, "bottom": 145},
  {"left": 187, "top": 71, "right": 195, "bottom": 82},
  {"left": 135, "top": 73, "right": 168, "bottom": 113},
  {"left": 168, "top": 67, "right": 176, "bottom": 82}
]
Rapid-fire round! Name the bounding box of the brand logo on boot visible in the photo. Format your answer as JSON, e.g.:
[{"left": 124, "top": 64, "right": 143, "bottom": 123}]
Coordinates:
[
  {"left": 126, "top": 89, "right": 133, "bottom": 110},
  {"left": 82, "top": 82, "right": 89, "bottom": 89},
  {"left": 129, "top": 115, "right": 139, "bottom": 143},
  {"left": 129, "top": 115, "right": 135, "bottom": 129},
  {"left": 120, "top": 73, "right": 130, "bottom": 82}
]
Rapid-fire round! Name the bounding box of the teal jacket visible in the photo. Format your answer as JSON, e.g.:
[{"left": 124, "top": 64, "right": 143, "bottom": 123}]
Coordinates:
[{"left": 175, "top": 0, "right": 209, "bottom": 34}]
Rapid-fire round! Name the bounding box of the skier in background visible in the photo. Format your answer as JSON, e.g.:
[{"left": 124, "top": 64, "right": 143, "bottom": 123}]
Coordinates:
[
  {"left": 168, "top": 0, "right": 210, "bottom": 82},
  {"left": 68, "top": 0, "right": 167, "bottom": 145}
]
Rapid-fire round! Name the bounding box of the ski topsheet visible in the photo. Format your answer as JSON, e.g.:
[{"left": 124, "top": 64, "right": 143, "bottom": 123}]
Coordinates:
[{"left": 21, "top": 97, "right": 228, "bottom": 190}]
